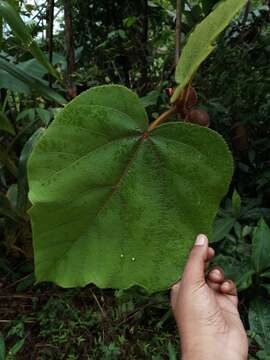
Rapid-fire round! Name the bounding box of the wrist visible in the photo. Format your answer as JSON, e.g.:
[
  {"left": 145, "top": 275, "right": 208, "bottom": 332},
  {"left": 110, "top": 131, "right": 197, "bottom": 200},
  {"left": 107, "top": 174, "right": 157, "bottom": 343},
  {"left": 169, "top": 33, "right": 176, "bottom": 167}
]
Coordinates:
[{"left": 182, "top": 350, "right": 247, "bottom": 360}]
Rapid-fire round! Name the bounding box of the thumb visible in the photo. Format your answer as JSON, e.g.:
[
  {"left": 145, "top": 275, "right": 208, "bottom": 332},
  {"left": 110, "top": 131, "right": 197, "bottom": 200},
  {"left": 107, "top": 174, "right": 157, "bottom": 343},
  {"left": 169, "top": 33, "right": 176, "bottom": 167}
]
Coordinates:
[{"left": 182, "top": 234, "right": 209, "bottom": 286}]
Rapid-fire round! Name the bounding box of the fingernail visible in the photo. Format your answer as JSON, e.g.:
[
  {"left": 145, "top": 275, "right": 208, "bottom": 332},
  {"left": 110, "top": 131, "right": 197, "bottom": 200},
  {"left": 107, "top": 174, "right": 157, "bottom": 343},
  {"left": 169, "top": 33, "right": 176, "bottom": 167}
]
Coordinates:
[
  {"left": 195, "top": 234, "right": 207, "bottom": 246},
  {"left": 211, "top": 269, "right": 222, "bottom": 278},
  {"left": 222, "top": 281, "right": 232, "bottom": 290}
]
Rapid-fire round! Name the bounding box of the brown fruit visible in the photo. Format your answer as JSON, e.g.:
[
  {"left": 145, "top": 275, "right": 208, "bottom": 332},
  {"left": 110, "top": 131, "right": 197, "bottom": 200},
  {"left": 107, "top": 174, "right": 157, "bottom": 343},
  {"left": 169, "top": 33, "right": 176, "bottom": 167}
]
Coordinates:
[
  {"left": 184, "top": 86, "right": 198, "bottom": 110},
  {"left": 186, "top": 108, "right": 210, "bottom": 127},
  {"left": 175, "top": 86, "right": 198, "bottom": 117}
]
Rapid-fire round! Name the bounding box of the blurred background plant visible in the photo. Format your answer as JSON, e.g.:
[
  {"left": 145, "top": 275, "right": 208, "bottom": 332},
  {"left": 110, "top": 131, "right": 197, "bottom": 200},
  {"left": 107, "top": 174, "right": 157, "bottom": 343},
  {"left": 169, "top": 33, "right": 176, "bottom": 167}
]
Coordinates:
[{"left": 0, "top": 0, "right": 270, "bottom": 358}]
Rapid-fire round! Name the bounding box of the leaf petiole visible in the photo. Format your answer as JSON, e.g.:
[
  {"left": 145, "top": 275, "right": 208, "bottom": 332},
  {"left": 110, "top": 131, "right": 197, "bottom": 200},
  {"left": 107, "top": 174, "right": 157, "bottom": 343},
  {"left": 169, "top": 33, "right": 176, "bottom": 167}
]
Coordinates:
[{"left": 148, "top": 106, "right": 178, "bottom": 131}]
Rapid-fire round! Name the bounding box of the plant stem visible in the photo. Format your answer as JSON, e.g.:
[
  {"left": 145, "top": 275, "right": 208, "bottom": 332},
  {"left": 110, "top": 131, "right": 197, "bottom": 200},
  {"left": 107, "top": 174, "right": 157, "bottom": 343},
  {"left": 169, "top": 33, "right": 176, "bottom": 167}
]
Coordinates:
[
  {"left": 148, "top": 106, "right": 178, "bottom": 131},
  {"left": 242, "top": 0, "right": 251, "bottom": 25}
]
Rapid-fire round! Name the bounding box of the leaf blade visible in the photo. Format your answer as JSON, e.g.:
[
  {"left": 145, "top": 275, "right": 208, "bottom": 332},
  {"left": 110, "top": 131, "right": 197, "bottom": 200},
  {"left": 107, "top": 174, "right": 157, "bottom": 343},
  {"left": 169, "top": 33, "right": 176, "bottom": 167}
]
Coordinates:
[
  {"left": 28, "top": 85, "right": 233, "bottom": 292},
  {"left": 172, "top": 0, "right": 246, "bottom": 103}
]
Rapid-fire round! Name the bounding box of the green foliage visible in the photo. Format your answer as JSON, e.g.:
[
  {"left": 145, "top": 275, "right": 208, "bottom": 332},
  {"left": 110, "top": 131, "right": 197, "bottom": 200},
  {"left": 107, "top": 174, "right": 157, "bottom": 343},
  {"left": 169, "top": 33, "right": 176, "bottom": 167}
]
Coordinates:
[
  {"left": 0, "top": 111, "right": 14, "bottom": 135},
  {"left": 252, "top": 219, "right": 270, "bottom": 274},
  {"left": 28, "top": 84, "right": 233, "bottom": 292},
  {"left": 249, "top": 298, "right": 270, "bottom": 357},
  {"left": 0, "top": 287, "right": 179, "bottom": 359},
  {"left": 0, "top": 57, "right": 66, "bottom": 105},
  {"left": 0, "top": 0, "right": 60, "bottom": 81},
  {"left": 172, "top": 0, "right": 246, "bottom": 102},
  {"left": 0, "top": 333, "right": 5, "bottom": 360}
]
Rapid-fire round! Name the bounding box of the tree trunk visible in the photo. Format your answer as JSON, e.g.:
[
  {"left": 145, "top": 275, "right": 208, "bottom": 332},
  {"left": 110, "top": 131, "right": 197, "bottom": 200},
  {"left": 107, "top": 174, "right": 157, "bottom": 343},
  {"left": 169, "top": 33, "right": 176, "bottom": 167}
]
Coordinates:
[
  {"left": 175, "top": 0, "right": 182, "bottom": 66},
  {"left": 140, "top": 0, "right": 149, "bottom": 92},
  {"left": 46, "top": 0, "right": 54, "bottom": 87},
  {"left": 64, "top": 0, "right": 77, "bottom": 98}
]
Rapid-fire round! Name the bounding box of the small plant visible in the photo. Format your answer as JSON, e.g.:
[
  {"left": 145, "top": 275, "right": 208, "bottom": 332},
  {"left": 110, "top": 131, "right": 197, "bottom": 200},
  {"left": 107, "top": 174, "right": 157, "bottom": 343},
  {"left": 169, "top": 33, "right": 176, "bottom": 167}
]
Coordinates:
[{"left": 27, "top": 0, "right": 247, "bottom": 292}]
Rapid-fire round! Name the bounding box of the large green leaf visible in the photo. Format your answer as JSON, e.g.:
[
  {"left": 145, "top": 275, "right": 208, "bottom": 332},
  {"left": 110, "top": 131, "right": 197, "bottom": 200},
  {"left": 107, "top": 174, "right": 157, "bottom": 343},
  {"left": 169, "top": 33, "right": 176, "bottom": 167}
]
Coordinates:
[
  {"left": 252, "top": 218, "right": 270, "bottom": 274},
  {"left": 171, "top": 0, "right": 246, "bottom": 103},
  {"left": 0, "top": 0, "right": 61, "bottom": 81},
  {"left": 0, "top": 57, "right": 66, "bottom": 105},
  {"left": 28, "top": 85, "right": 233, "bottom": 292}
]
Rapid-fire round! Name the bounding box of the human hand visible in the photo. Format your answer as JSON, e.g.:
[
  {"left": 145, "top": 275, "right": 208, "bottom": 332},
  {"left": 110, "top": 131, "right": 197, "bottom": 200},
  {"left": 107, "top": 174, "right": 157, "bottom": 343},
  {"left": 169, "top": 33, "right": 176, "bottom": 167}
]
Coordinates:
[{"left": 171, "top": 234, "right": 248, "bottom": 360}]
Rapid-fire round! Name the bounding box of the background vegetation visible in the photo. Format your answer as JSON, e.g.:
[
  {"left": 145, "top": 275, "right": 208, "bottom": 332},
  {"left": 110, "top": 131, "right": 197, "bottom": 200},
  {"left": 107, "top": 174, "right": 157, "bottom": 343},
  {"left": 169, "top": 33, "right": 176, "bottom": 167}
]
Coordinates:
[{"left": 0, "top": 0, "right": 270, "bottom": 358}]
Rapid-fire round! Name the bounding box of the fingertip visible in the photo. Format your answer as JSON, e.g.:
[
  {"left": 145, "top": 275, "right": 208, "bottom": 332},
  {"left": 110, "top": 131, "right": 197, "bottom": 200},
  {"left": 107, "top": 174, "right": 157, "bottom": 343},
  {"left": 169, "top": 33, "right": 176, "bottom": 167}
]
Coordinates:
[
  {"left": 220, "top": 280, "right": 237, "bottom": 296},
  {"left": 207, "top": 267, "right": 224, "bottom": 283},
  {"left": 195, "top": 234, "right": 208, "bottom": 247}
]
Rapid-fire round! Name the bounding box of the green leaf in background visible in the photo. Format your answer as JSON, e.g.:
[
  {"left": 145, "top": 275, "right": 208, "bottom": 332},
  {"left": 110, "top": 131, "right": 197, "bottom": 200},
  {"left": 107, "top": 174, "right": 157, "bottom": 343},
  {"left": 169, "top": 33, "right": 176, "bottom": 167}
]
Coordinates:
[
  {"left": 260, "top": 270, "right": 270, "bottom": 279},
  {"left": 0, "top": 69, "right": 30, "bottom": 94},
  {"left": 140, "top": 90, "right": 160, "bottom": 108},
  {"left": 211, "top": 254, "right": 254, "bottom": 291},
  {"left": 232, "top": 189, "right": 241, "bottom": 216},
  {"left": 171, "top": 0, "right": 247, "bottom": 103},
  {"left": 0, "top": 55, "right": 66, "bottom": 94},
  {"left": 6, "top": 184, "right": 18, "bottom": 212},
  {"left": 211, "top": 215, "right": 235, "bottom": 242},
  {"left": 36, "top": 108, "right": 52, "bottom": 126},
  {"left": 16, "top": 108, "right": 36, "bottom": 123},
  {"left": 0, "top": 0, "right": 61, "bottom": 82},
  {"left": 249, "top": 298, "right": 270, "bottom": 353},
  {"left": 16, "top": 108, "right": 52, "bottom": 126},
  {"left": 0, "top": 110, "right": 14, "bottom": 135},
  {"left": 252, "top": 218, "right": 270, "bottom": 274},
  {"left": 0, "top": 333, "right": 5, "bottom": 360},
  {"left": 8, "top": 337, "right": 25, "bottom": 357},
  {"left": 0, "top": 194, "right": 18, "bottom": 221},
  {"left": 201, "top": 0, "right": 220, "bottom": 14},
  {"left": 261, "top": 284, "right": 270, "bottom": 296},
  {"left": 0, "top": 143, "right": 18, "bottom": 177},
  {"left": 28, "top": 85, "right": 233, "bottom": 292},
  {"left": 0, "top": 57, "right": 66, "bottom": 105},
  {"left": 17, "top": 128, "right": 45, "bottom": 215}
]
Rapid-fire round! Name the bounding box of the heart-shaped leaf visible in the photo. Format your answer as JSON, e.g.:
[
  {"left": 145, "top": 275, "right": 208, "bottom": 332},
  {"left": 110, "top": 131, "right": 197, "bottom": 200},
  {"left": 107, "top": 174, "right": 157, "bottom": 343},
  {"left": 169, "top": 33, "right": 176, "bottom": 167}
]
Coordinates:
[{"left": 28, "top": 85, "right": 233, "bottom": 292}]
